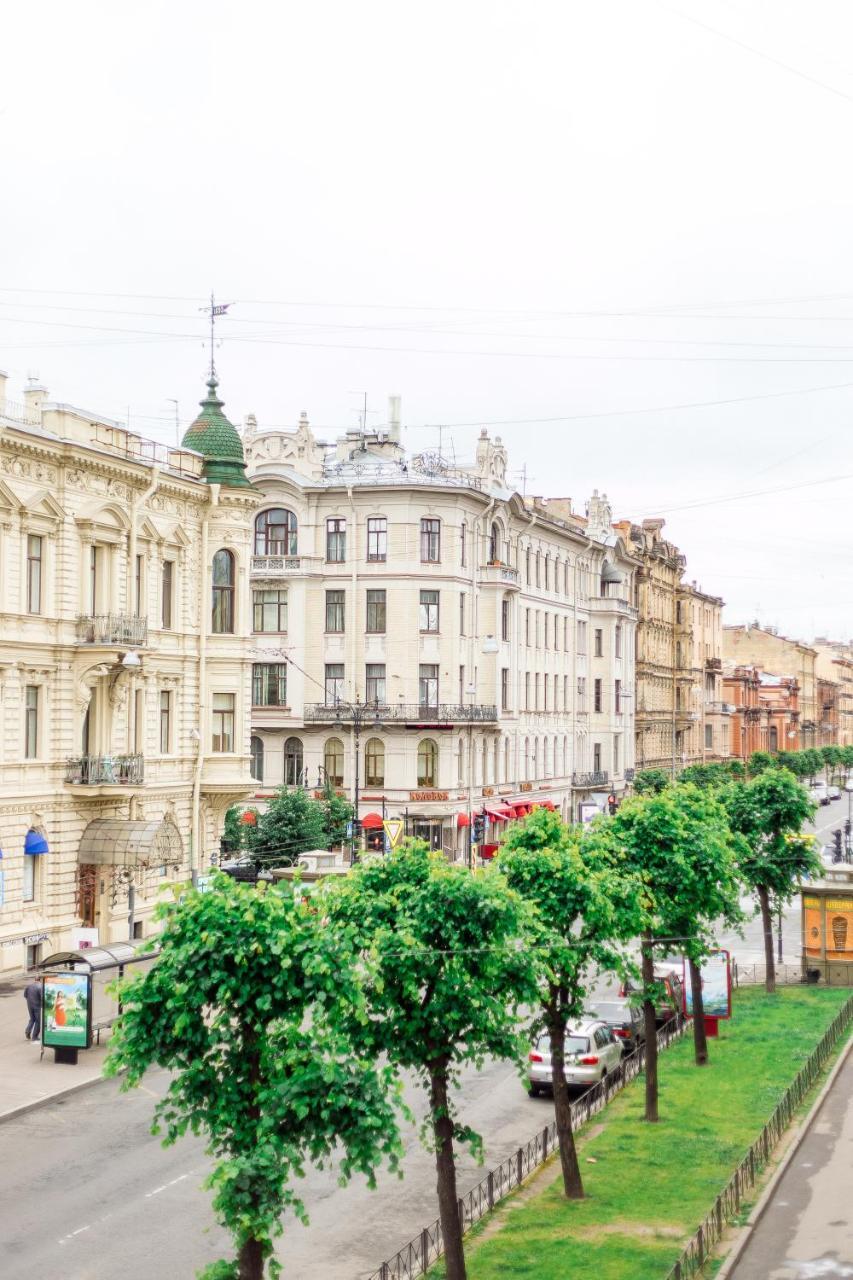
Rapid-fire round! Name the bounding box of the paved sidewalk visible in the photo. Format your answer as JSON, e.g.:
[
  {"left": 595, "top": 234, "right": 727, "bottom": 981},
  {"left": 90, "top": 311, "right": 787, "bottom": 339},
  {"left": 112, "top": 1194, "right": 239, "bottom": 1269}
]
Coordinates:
[
  {"left": 730, "top": 1045, "right": 853, "bottom": 1279},
  {"left": 0, "top": 976, "right": 112, "bottom": 1121}
]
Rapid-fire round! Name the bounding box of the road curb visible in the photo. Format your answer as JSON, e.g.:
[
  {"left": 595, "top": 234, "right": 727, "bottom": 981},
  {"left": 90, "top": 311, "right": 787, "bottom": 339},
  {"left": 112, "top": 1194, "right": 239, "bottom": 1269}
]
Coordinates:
[
  {"left": 714, "top": 1030, "right": 853, "bottom": 1280},
  {"left": 0, "top": 1070, "right": 114, "bottom": 1125}
]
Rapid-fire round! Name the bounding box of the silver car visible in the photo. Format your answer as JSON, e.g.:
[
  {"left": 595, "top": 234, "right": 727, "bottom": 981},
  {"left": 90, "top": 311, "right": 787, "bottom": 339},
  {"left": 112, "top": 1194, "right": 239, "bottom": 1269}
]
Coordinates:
[{"left": 527, "top": 1019, "right": 623, "bottom": 1096}]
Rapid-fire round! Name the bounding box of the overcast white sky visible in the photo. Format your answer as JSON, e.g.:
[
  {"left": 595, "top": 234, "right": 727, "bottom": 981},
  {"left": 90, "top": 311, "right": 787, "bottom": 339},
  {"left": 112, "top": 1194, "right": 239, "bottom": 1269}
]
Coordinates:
[{"left": 2, "top": 0, "right": 852, "bottom": 639}]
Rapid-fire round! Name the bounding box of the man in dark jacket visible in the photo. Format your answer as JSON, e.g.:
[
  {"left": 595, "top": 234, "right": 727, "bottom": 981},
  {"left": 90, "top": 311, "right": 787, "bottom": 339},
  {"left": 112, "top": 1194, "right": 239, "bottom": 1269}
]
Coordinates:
[{"left": 24, "top": 978, "right": 42, "bottom": 1041}]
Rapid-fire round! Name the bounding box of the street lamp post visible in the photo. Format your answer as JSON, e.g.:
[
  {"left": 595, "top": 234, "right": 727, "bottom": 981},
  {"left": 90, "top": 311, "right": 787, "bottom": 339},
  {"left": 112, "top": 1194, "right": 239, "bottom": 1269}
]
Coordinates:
[{"left": 333, "top": 694, "right": 382, "bottom": 863}]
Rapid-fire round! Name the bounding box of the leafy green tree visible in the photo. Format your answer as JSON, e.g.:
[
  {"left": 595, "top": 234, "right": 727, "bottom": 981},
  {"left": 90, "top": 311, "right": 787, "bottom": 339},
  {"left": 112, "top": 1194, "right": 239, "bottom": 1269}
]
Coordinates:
[
  {"left": 803, "top": 748, "right": 824, "bottom": 783},
  {"left": 747, "top": 750, "right": 776, "bottom": 776},
  {"left": 105, "top": 875, "right": 402, "bottom": 1280},
  {"left": 222, "top": 805, "right": 245, "bottom": 854},
  {"left": 324, "top": 841, "right": 535, "bottom": 1280},
  {"left": 841, "top": 745, "right": 853, "bottom": 775},
  {"left": 722, "top": 770, "right": 819, "bottom": 993},
  {"left": 603, "top": 784, "right": 742, "bottom": 1113},
  {"left": 498, "top": 810, "right": 641, "bottom": 1198},
  {"left": 250, "top": 787, "right": 328, "bottom": 865},
  {"left": 777, "top": 750, "right": 807, "bottom": 778},
  {"left": 633, "top": 767, "right": 670, "bottom": 795},
  {"left": 678, "top": 762, "right": 739, "bottom": 789},
  {"left": 317, "top": 780, "right": 353, "bottom": 849},
  {"left": 822, "top": 745, "right": 842, "bottom": 782}
]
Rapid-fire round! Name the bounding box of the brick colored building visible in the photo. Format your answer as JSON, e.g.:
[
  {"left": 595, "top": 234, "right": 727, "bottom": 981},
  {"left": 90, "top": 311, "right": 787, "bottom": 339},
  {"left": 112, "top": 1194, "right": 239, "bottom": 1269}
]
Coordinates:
[
  {"left": 723, "top": 626, "right": 818, "bottom": 748},
  {"left": 723, "top": 665, "right": 801, "bottom": 759}
]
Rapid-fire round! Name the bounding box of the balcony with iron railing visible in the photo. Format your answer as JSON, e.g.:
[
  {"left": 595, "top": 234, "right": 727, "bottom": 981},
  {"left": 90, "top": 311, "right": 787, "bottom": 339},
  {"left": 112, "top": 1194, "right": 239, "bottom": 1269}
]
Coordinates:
[
  {"left": 479, "top": 562, "right": 521, "bottom": 588},
  {"left": 77, "top": 614, "right": 148, "bottom": 646},
  {"left": 65, "top": 753, "right": 145, "bottom": 786},
  {"left": 572, "top": 770, "right": 609, "bottom": 788},
  {"left": 304, "top": 701, "right": 498, "bottom": 724}
]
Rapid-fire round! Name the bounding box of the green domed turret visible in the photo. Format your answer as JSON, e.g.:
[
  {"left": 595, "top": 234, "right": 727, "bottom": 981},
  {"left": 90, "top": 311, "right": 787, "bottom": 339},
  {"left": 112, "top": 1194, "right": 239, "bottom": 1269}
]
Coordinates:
[{"left": 181, "top": 375, "right": 253, "bottom": 488}]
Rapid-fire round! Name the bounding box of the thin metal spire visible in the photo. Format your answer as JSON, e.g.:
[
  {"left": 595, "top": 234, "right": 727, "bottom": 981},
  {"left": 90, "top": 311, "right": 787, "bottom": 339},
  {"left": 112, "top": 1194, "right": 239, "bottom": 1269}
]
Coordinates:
[{"left": 199, "top": 291, "right": 231, "bottom": 380}]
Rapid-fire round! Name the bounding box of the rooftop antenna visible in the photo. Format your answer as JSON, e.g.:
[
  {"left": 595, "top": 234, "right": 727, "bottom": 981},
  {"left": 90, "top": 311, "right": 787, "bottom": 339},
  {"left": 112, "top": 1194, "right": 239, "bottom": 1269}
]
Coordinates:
[
  {"left": 199, "top": 291, "right": 232, "bottom": 379},
  {"left": 348, "top": 391, "right": 378, "bottom": 436}
]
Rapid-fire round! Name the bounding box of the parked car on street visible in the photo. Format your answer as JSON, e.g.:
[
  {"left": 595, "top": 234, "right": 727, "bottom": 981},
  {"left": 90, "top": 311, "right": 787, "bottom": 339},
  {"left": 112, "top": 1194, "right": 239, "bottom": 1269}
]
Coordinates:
[
  {"left": 620, "top": 964, "right": 685, "bottom": 1026},
  {"left": 588, "top": 999, "right": 646, "bottom": 1056},
  {"left": 828, "top": 783, "right": 842, "bottom": 801},
  {"left": 527, "top": 1019, "right": 623, "bottom": 1096},
  {"left": 810, "top": 783, "right": 830, "bottom": 805}
]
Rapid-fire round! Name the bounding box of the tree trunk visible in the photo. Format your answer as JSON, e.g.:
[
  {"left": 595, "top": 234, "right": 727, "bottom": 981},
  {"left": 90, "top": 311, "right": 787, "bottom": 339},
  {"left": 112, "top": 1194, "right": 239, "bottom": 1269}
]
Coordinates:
[
  {"left": 238, "top": 1238, "right": 264, "bottom": 1280},
  {"left": 688, "top": 956, "right": 708, "bottom": 1066},
  {"left": 429, "top": 1061, "right": 466, "bottom": 1280},
  {"left": 757, "top": 884, "right": 776, "bottom": 993},
  {"left": 641, "top": 932, "right": 659, "bottom": 1123},
  {"left": 546, "top": 1012, "right": 584, "bottom": 1199}
]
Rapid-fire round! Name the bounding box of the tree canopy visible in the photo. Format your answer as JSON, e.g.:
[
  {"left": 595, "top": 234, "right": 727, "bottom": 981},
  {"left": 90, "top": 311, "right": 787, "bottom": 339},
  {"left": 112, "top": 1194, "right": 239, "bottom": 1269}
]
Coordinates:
[{"left": 105, "top": 875, "right": 401, "bottom": 1280}]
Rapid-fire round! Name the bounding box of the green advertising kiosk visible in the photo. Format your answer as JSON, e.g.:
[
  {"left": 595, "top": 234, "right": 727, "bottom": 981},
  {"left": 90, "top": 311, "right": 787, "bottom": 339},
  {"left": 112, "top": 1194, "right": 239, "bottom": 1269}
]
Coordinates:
[{"left": 38, "top": 942, "right": 158, "bottom": 1064}]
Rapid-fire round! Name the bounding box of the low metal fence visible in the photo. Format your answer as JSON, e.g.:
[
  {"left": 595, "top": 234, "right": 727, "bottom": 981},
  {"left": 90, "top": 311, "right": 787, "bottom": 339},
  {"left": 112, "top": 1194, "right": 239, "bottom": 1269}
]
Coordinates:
[
  {"left": 734, "top": 959, "right": 853, "bottom": 988},
  {"left": 370, "top": 1015, "right": 687, "bottom": 1280},
  {"left": 663, "top": 992, "right": 853, "bottom": 1280}
]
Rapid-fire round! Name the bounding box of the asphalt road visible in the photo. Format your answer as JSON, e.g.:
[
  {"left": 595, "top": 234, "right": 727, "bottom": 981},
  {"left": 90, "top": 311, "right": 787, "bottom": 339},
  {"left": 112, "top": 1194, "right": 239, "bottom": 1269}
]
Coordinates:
[
  {"left": 1, "top": 795, "right": 844, "bottom": 1280},
  {"left": 0, "top": 1053, "right": 548, "bottom": 1280}
]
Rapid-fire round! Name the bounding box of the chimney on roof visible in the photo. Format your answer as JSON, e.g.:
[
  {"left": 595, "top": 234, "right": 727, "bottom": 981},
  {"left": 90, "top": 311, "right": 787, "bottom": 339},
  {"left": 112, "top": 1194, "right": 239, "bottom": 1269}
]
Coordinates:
[
  {"left": 24, "top": 375, "right": 47, "bottom": 424},
  {"left": 388, "top": 395, "right": 401, "bottom": 444}
]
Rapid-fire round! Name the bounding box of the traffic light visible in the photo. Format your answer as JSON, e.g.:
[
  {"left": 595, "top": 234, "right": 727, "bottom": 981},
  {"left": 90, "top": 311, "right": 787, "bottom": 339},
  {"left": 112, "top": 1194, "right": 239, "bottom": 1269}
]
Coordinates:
[
  {"left": 832, "top": 829, "right": 843, "bottom": 862},
  {"left": 472, "top": 814, "right": 486, "bottom": 843},
  {"left": 607, "top": 794, "right": 618, "bottom": 816}
]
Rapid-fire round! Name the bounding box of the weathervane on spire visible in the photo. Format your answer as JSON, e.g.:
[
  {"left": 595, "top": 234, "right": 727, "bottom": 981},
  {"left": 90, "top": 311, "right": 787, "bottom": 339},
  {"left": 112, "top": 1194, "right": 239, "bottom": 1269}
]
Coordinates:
[{"left": 200, "top": 291, "right": 232, "bottom": 379}]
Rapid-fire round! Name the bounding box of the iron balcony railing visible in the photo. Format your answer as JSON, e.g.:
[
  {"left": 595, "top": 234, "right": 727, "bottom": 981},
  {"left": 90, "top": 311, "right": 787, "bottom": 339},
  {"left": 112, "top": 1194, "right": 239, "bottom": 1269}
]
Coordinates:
[
  {"left": 251, "top": 555, "right": 304, "bottom": 575},
  {"left": 572, "top": 770, "right": 609, "bottom": 788},
  {"left": 304, "top": 702, "right": 498, "bottom": 724},
  {"left": 65, "top": 753, "right": 145, "bottom": 785},
  {"left": 77, "top": 614, "right": 148, "bottom": 646}
]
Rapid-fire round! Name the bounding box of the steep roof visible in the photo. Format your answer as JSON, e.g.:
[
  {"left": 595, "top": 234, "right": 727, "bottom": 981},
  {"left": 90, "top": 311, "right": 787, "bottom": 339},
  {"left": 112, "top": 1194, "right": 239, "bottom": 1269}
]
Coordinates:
[{"left": 181, "top": 375, "right": 254, "bottom": 489}]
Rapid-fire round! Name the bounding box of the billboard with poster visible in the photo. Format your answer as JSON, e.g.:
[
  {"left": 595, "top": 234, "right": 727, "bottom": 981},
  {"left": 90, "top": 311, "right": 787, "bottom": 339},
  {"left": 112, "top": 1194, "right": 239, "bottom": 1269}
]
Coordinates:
[
  {"left": 42, "top": 971, "right": 92, "bottom": 1049},
  {"left": 683, "top": 950, "right": 731, "bottom": 1020}
]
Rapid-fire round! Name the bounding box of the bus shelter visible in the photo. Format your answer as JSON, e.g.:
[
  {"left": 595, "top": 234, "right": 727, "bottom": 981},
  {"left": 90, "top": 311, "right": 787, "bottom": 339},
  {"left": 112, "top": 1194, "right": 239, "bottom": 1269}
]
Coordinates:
[{"left": 37, "top": 943, "right": 159, "bottom": 1063}]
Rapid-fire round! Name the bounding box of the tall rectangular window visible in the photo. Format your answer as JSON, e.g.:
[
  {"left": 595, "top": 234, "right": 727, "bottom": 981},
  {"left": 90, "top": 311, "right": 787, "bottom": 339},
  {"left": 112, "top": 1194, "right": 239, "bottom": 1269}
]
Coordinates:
[
  {"left": 535, "top": 673, "right": 540, "bottom": 710},
  {"left": 593, "top": 742, "right": 602, "bottom": 773},
  {"left": 544, "top": 674, "right": 550, "bottom": 711},
  {"left": 501, "top": 599, "right": 510, "bottom": 642},
  {"left": 366, "top": 516, "right": 387, "bottom": 562},
  {"left": 366, "top": 589, "right": 386, "bottom": 633},
  {"left": 253, "top": 588, "right": 288, "bottom": 633},
  {"left": 252, "top": 664, "right": 288, "bottom": 707},
  {"left": 89, "top": 544, "right": 98, "bottom": 614},
  {"left": 501, "top": 667, "right": 509, "bottom": 711},
  {"left": 325, "top": 663, "right": 345, "bottom": 705},
  {"left": 614, "top": 679, "right": 622, "bottom": 713},
  {"left": 420, "top": 518, "right": 440, "bottom": 563},
  {"left": 211, "top": 693, "right": 235, "bottom": 753},
  {"left": 134, "top": 688, "right": 145, "bottom": 752},
  {"left": 419, "top": 663, "right": 439, "bottom": 708},
  {"left": 135, "top": 554, "right": 144, "bottom": 615},
  {"left": 420, "top": 589, "right": 439, "bottom": 632},
  {"left": 326, "top": 518, "right": 346, "bottom": 563},
  {"left": 525, "top": 609, "right": 531, "bottom": 646},
  {"left": 613, "top": 735, "right": 621, "bottom": 773},
  {"left": 594, "top": 678, "right": 603, "bottom": 713},
  {"left": 615, "top": 623, "right": 622, "bottom": 658},
  {"left": 24, "top": 685, "right": 38, "bottom": 758},
  {"left": 460, "top": 522, "right": 467, "bottom": 567},
  {"left": 459, "top": 592, "right": 465, "bottom": 637},
  {"left": 325, "top": 589, "right": 346, "bottom": 632},
  {"left": 159, "top": 690, "right": 171, "bottom": 753},
  {"left": 577, "top": 676, "right": 586, "bottom": 712},
  {"left": 594, "top": 628, "right": 603, "bottom": 657},
  {"left": 27, "top": 535, "right": 43, "bottom": 614},
  {"left": 459, "top": 665, "right": 465, "bottom": 704},
  {"left": 366, "top": 663, "right": 386, "bottom": 704},
  {"left": 161, "top": 560, "right": 174, "bottom": 629},
  {"left": 577, "top": 620, "right": 587, "bottom": 654},
  {"left": 705, "top": 723, "right": 713, "bottom": 749},
  {"left": 525, "top": 672, "right": 531, "bottom": 711},
  {"left": 563, "top": 675, "right": 569, "bottom": 709},
  {"left": 23, "top": 857, "right": 36, "bottom": 903}
]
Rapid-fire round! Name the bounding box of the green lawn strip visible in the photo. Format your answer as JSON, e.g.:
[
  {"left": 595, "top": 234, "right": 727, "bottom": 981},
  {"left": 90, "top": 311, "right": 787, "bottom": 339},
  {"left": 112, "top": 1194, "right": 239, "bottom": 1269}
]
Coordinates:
[{"left": 427, "top": 987, "right": 850, "bottom": 1280}]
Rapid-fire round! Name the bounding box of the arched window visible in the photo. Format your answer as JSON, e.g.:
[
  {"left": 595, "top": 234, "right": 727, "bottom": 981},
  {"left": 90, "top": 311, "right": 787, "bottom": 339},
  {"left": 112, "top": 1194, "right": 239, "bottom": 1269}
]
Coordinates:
[
  {"left": 544, "top": 553, "right": 550, "bottom": 590},
  {"left": 417, "top": 739, "right": 438, "bottom": 787},
  {"left": 533, "top": 737, "right": 540, "bottom": 778},
  {"left": 535, "top": 550, "right": 541, "bottom": 587},
  {"left": 284, "top": 736, "right": 304, "bottom": 785},
  {"left": 255, "top": 508, "right": 297, "bottom": 556},
  {"left": 211, "top": 549, "right": 235, "bottom": 633},
  {"left": 489, "top": 521, "right": 501, "bottom": 563},
  {"left": 250, "top": 735, "right": 264, "bottom": 783},
  {"left": 324, "top": 737, "right": 344, "bottom": 786},
  {"left": 769, "top": 725, "right": 778, "bottom": 753},
  {"left": 525, "top": 546, "right": 531, "bottom": 584},
  {"left": 364, "top": 737, "right": 385, "bottom": 786}
]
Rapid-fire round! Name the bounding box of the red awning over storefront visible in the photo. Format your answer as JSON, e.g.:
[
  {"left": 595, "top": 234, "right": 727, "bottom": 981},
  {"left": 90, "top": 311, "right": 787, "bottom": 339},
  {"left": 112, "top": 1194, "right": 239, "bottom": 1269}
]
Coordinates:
[
  {"left": 485, "top": 804, "right": 514, "bottom": 821},
  {"left": 361, "top": 812, "right": 384, "bottom": 829},
  {"left": 457, "top": 813, "right": 470, "bottom": 828}
]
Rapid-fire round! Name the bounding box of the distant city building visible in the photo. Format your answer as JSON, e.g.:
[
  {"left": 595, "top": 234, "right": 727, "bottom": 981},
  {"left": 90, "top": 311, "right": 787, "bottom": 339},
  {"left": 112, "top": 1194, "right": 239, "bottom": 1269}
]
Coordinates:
[
  {"left": 813, "top": 639, "right": 853, "bottom": 749},
  {"left": 723, "top": 625, "right": 819, "bottom": 746},
  {"left": 245, "top": 407, "right": 638, "bottom": 852},
  {"left": 614, "top": 518, "right": 728, "bottom": 775},
  {"left": 0, "top": 370, "right": 255, "bottom": 972},
  {"left": 723, "top": 665, "right": 801, "bottom": 759}
]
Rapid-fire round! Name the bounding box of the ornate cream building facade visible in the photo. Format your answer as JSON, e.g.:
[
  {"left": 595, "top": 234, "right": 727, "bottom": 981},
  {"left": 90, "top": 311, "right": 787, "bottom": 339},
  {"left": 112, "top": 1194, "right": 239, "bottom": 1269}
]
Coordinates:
[
  {"left": 245, "top": 409, "right": 639, "bottom": 853},
  {"left": 0, "top": 370, "right": 255, "bottom": 972}
]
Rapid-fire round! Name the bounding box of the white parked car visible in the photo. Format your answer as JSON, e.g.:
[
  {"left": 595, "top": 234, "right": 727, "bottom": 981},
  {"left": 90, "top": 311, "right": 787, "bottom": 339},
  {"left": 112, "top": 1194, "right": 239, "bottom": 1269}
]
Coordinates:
[
  {"left": 527, "top": 1019, "right": 623, "bottom": 1096},
  {"left": 828, "top": 783, "right": 842, "bottom": 801},
  {"left": 810, "top": 783, "right": 830, "bottom": 806}
]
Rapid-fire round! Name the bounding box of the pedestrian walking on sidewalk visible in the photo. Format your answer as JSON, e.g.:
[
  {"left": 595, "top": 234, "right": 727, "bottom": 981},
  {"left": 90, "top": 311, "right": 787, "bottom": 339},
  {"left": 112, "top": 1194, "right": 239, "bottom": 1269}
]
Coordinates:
[{"left": 24, "top": 978, "right": 42, "bottom": 1041}]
